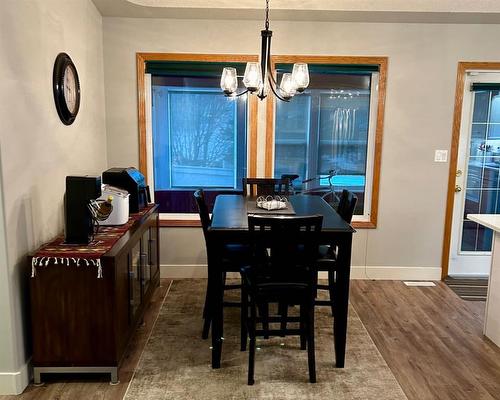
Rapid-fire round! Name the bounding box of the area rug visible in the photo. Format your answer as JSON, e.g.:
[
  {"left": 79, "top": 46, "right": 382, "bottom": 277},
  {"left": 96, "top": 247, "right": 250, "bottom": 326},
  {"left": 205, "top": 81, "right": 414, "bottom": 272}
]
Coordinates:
[{"left": 124, "top": 279, "right": 407, "bottom": 400}]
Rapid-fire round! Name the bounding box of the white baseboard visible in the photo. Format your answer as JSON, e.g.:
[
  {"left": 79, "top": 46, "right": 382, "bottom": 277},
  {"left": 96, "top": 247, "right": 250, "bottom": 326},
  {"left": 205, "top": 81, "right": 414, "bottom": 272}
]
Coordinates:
[
  {"left": 160, "top": 264, "right": 209, "bottom": 278},
  {"left": 0, "top": 359, "right": 31, "bottom": 395},
  {"left": 350, "top": 266, "right": 442, "bottom": 280},
  {"left": 160, "top": 265, "right": 442, "bottom": 281}
]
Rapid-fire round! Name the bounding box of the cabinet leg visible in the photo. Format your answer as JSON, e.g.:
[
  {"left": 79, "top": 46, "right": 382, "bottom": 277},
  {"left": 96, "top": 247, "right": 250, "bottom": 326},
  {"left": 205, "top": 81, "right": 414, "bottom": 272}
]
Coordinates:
[
  {"left": 33, "top": 368, "right": 43, "bottom": 386},
  {"left": 110, "top": 368, "right": 119, "bottom": 385}
]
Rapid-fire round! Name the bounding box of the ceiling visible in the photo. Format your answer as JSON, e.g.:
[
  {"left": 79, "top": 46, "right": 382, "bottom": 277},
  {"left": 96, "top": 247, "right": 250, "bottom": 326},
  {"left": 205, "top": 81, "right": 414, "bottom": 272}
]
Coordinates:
[{"left": 92, "top": 0, "right": 500, "bottom": 23}]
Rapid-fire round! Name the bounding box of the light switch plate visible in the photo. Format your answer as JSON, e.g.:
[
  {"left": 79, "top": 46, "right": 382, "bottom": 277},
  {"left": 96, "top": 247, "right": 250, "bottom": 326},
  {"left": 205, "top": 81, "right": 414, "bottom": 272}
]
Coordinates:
[{"left": 434, "top": 150, "right": 448, "bottom": 162}]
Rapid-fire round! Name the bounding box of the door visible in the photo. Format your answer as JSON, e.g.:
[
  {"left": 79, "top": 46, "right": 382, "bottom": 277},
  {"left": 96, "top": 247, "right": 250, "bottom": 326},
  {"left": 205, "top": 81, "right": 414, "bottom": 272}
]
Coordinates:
[
  {"left": 149, "top": 221, "right": 159, "bottom": 279},
  {"left": 129, "top": 241, "right": 142, "bottom": 322},
  {"left": 141, "top": 230, "right": 151, "bottom": 294},
  {"left": 449, "top": 72, "right": 500, "bottom": 276}
]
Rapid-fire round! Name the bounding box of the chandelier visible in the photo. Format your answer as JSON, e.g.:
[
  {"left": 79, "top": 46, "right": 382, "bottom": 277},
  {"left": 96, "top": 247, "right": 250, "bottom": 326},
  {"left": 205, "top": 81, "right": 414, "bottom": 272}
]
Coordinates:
[{"left": 220, "top": 0, "right": 310, "bottom": 101}]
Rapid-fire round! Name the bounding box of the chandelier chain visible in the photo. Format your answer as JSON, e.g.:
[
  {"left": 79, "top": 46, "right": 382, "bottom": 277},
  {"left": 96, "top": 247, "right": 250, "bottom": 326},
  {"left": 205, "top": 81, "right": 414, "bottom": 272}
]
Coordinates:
[{"left": 265, "top": 0, "right": 270, "bottom": 30}]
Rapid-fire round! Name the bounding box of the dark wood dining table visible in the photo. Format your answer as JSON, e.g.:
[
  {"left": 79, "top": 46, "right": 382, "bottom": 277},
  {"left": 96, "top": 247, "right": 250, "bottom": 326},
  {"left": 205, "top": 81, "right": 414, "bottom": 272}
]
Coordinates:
[{"left": 207, "top": 194, "right": 355, "bottom": 369}]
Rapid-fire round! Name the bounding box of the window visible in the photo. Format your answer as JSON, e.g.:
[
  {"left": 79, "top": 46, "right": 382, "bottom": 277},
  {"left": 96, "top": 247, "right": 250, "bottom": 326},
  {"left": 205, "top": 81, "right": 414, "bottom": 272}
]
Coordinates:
[
  {"left": 272, "top": 58, "right": 386, "bottom": 226},
  {"left": 145, "top": 59, "right": 255, "bottom": 214}
]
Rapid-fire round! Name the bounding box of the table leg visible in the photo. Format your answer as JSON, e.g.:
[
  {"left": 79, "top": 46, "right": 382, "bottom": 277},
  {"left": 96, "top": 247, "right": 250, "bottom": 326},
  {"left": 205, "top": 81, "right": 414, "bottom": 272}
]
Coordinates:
[{"left": 333, "top": 233, "right": 352, "bottom": 368}]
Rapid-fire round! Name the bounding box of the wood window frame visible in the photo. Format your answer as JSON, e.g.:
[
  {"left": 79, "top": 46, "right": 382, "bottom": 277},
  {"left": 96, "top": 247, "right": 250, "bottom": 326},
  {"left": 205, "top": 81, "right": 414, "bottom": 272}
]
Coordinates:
[
  {"left": 266, "top": 55, "right": 388, "bottom": 229},
  {"left": 441, "top": 62, "right": 500, "bottom": 279},
  {"left": 136, "top": 53, "right": 259, "bottom": 227}
]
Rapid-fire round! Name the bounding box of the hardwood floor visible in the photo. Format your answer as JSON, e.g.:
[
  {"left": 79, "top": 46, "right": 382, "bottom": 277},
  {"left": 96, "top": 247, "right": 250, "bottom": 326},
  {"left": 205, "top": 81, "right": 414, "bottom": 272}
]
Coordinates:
[
  {"left": 350, "top": 280, "right": 500, "bottom": 400},
  {"left": 0, "top": 279, "right": 172, "bottom": 400},
  {"left": 3, "top": 279, "right": 500, "bottom": 399}
]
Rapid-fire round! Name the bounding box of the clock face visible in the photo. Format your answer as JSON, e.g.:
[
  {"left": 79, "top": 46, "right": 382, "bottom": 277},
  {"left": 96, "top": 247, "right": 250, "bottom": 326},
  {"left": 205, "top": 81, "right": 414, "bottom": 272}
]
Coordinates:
[
  {"left": 53, "top": 53, "right": 80, "bottom": 125},
  {"left": 63, "top": 65, "right": 77, "bottom": 114}
]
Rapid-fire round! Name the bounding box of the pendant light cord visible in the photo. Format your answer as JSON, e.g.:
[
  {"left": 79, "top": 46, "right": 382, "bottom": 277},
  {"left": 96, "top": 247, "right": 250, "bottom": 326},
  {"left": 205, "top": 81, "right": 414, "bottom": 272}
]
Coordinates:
[{"left": 265, "top": 0, "right": 270, "bottom": 30}]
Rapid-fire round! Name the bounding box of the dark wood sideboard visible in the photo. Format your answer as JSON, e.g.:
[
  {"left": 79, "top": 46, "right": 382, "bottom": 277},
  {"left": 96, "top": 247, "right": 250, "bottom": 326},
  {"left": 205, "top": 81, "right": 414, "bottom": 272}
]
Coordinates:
[{"left": 29, "top": 205, "right": 160, "bottom": 384}]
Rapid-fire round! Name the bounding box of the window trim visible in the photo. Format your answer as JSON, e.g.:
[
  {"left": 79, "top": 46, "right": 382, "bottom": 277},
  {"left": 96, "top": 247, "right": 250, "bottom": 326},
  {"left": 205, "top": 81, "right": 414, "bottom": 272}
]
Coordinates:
[
  {"left": 137, "top": 53, "right": 259, "bottom": 226},
  {"left": 266, "top": 55, "right": 388, "bottom": 229}
]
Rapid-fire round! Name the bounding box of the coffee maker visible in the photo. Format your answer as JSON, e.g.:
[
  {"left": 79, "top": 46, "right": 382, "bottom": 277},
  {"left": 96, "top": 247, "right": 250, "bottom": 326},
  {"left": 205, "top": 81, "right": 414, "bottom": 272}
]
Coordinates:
[
  {"left": 65, "top": 176, "right": 102, "bottom": 244},
  {"left": 102, "top": 167, "right": 150, "bottom": 213}
]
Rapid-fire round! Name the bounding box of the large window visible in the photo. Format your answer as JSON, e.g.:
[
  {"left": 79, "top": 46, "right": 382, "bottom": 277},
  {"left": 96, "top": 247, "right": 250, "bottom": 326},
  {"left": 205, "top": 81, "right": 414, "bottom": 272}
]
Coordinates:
[
  {"left": 272, "top": 58, "right": 386, "bottom": 226},
  {"left": 137, "top": 54, "right": 385, "bottom": 226},
  {"left": 147, "top": 60, "right": 252, "bottom": 213}
]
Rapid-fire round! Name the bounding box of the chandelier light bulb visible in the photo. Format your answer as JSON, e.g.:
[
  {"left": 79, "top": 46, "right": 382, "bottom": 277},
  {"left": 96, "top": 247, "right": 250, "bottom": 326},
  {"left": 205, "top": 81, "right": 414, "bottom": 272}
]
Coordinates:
[
  {"left": 220, "top": 67, "right": 238, "bottom": 95},
  {"left": 279, "top": 73, "right": 297, "bottom": 100},
  {"left": 243, "top": 62, "right": 262, "bottom": 92},
  {"left": 292, "top": 63, "right": 310, "bottom": 93}
]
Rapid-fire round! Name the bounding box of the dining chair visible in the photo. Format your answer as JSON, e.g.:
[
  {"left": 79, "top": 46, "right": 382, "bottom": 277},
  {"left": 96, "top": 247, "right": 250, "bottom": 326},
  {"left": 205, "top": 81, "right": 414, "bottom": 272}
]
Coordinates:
[
  {"left": 193, "top": 189, "right": 249, "bottom": 344},
  {"left": 242, "top": 177, "right": 290, "bottom": 197},
  {"left": 241, "top": 214, "right": 323, "bottom": 385},
  {"left": 336, "top": 189, "right": 358, "bottom": 225},
  {"left": 316, "top": 189, "right": 357, "bottom": 314}
]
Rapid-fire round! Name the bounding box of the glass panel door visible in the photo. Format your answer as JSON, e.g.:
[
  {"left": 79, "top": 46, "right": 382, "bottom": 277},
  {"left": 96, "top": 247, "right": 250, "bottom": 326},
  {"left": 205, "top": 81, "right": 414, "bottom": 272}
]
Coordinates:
[
  {"left": 449, "top": 72, "right": 500, "bottom": 276},
  {"left": 461, "top": 89, "right": 500, "bottom": 253}
]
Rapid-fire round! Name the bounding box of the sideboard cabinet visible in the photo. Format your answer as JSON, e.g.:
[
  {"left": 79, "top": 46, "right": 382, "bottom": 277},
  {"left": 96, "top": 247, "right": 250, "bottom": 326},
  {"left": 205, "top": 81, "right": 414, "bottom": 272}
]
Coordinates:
[{"left": 30, "top": 205, "right": 160, "bottom": 384}]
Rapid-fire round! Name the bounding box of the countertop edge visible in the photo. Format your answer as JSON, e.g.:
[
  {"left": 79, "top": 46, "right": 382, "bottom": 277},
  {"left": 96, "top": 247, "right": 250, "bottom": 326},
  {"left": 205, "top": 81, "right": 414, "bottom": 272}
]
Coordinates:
[{"left": 467, "top": 213, "right": 500, "bottom": 232}]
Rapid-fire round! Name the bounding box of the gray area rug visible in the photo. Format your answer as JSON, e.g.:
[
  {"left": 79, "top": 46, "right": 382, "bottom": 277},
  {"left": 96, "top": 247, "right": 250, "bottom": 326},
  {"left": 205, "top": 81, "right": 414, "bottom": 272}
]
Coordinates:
[{"left": 125, "top": 279, "right": 407, "bottom": 400}]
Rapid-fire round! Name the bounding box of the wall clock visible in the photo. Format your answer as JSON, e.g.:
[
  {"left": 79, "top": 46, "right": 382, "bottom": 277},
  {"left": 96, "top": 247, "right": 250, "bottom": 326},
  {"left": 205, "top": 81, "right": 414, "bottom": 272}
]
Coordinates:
[{"left": 53, "top": 53, "right": 80, "bottom": 125}]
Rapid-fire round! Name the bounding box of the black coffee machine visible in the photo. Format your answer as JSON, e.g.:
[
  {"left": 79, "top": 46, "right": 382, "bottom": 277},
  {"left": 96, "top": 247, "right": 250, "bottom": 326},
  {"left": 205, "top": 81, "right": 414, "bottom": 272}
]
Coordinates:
[
  {"left": 65, "top": 176, "right": 102, "bottom": 244},
  {"left": 102, "top": 167, "right": 150, "bottom": 213}
]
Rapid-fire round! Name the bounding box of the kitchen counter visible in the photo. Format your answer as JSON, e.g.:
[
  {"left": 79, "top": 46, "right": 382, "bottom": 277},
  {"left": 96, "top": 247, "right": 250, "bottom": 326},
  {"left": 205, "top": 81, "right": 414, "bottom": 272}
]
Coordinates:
[{"left": 467, "top": 214, "right": 500, "bottom": 347}]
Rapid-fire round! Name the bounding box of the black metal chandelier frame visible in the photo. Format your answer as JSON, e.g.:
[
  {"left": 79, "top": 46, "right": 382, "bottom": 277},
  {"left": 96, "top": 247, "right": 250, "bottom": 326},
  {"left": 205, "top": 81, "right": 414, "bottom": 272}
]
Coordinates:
[{"left": 224, "top": 0, "right": 304, "bottom": 102}]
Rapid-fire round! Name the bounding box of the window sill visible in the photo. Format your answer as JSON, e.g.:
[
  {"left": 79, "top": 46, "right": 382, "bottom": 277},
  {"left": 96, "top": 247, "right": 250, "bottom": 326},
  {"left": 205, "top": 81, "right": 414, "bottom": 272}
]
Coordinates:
[
  {"left": 352, "top": 221, "right": 376, "bottom": 229},
  {"left": 158, "top": 214, "right": 376, "bottom": 229},
  {"left": 160, "top": 219, "right": 201, "bottom": 227},
  {"left": 159, "top": 213, "right": 201, "bottom": 227}
]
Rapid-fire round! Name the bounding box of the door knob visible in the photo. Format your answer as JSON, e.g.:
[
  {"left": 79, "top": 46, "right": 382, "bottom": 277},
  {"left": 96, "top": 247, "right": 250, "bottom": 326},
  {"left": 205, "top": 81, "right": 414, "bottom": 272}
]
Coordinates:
[{"left": 455, "top": 185, "right": 462, "bottom": 193}]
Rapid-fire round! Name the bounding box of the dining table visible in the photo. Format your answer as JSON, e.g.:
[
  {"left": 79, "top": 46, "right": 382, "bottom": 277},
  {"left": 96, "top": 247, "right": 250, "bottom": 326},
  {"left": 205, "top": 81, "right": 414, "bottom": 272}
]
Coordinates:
[{"left": 206, "top": 194, "right": 355, "bottom": 369}]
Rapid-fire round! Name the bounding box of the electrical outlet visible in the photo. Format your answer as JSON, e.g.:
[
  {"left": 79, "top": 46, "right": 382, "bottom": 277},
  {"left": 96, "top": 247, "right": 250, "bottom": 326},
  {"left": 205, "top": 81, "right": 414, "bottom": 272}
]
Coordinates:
[{"left": 434, "top": 150, "right": 448, "bottom": 162}]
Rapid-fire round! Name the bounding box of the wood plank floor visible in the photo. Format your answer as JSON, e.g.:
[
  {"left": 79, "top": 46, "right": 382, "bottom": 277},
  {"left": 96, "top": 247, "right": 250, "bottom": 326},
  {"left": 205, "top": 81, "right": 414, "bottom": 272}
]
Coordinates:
[
  {"left": 2, "top": 279, "right": 500, "bottom": 399},
  {"left": 0, "top": 279, "right": 172, "bottom": 400},
  {"left": 350, "top": 280, "right": 500, "bottom": 400}
]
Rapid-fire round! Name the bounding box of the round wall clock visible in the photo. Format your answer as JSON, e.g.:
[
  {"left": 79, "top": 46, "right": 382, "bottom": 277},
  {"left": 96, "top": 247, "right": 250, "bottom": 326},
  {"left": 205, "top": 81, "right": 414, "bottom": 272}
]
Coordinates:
[{"left": 53, "top": 53, "right": 80, "bottom": 125}]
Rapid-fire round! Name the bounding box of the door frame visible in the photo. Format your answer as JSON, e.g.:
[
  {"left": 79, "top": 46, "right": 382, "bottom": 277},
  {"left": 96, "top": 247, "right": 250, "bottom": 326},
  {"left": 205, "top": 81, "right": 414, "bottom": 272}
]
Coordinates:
[{"left": 442, "top": 62, "right": 500, "bottom": 279}]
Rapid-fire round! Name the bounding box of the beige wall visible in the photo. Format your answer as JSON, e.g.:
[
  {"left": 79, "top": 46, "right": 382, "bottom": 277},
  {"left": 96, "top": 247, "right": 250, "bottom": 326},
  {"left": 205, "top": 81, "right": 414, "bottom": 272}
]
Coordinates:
[
  {"left": 102, "top": 17, "right": 500, "bottom": 277},
  {"left": 0, "top": 0, "right": 107, "bottom": 393}
]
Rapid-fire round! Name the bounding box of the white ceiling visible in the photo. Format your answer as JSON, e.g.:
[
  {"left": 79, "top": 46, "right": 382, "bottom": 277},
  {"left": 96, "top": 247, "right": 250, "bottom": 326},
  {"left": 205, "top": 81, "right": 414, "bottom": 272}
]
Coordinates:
[
  {"left": 92, "top": 0, "right": 500, "bottom": 23},
  {"left": 126, "top": 0, "right": 500, "bottom": 13}
]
